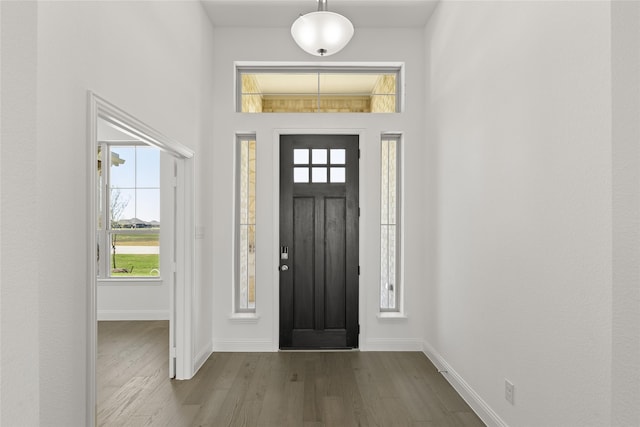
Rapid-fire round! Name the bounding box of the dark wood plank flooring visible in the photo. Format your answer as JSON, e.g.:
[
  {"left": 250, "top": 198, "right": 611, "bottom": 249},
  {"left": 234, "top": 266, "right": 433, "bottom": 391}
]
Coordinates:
[{"left": 97, "top": 321, "right": 485, "bottom": 427}]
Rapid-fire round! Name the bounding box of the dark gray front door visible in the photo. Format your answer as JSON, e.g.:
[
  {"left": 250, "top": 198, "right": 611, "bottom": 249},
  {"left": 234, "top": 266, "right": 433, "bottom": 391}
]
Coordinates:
[{"left": 279, "top": 135, "right": 359, "bottom": 349}]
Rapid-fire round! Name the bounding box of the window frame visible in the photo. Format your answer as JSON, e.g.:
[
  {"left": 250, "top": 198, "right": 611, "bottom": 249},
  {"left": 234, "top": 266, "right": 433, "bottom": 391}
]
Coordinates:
[
  {"left": 235, "top": 62, "right": 404, "bottom": 113},
  {"left": 97, "top": 141, "right": 161, "bottom": 280},
  {"left": 379, "top": 134, "right": 402, "bottom": 312},
  {"left": 234, "top": 134, "right": 257, "bottom": 313}
]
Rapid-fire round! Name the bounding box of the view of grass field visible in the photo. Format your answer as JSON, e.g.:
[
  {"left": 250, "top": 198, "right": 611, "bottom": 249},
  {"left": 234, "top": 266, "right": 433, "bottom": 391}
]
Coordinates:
[
  {"left": 111, "top": 254, "right": 159, "bottom": 277},
  {"left": 111, "top": 231, "right": 159, "bottom": 276},
  {"left": 113, "top": 233, "right": 159, "bottom": 246}
]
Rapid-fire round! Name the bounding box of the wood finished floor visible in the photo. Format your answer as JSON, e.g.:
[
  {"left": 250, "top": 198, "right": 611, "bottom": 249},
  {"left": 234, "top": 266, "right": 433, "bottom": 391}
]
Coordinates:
[{"left": 97, "top": 321, "right": 485, "bottom": 427}]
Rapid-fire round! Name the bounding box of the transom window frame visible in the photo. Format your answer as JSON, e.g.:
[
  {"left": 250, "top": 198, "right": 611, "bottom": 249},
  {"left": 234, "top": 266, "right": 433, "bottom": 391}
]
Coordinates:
[{"left": 235, "top": 62, "right": 404, "bottom": 114}]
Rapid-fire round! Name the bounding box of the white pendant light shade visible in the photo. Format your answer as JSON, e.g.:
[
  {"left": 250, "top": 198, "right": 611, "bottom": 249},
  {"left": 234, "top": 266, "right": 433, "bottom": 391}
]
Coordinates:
[{"left": 291, "top": 10, "right": 354, "bottom": 57}]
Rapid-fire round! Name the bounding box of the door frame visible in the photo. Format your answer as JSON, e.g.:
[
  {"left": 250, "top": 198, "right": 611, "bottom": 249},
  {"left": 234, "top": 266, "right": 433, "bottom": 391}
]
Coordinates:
[
  {"left": 271, "top": 129, "right": 365, "bottom": 350},
  {"left": 86, "top": 92, "right": 196, "bottom": 426}
]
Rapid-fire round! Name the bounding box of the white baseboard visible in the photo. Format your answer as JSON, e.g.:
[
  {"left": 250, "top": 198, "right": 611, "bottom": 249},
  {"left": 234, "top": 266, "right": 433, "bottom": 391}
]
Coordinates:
[
  {"left": 194, "top": 342, "right": 213, "bottom": 373},
  {"left": 213, "top": 339, "right": 275, "bottom": 352},
  {"left": 97, "top": 310, "right": 169, "bottom": 321},
  {"left": 363, "top": 338, "right": 423, "bottom": 351},
  {"left": 422, "top": 341, "right": 508, "bottom": 427}
]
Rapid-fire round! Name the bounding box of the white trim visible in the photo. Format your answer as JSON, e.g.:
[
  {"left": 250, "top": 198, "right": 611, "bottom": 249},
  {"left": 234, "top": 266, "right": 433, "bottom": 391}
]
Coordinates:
[
  {"left": 364, "top": 338, "right": 422, "bottom": 351},
  {"left": 174, "top": 157, "right": 197, "bottom": 380},
  {"left": 194, "top": 344, "right": 213, "bottom": 374},
  {"left": 422, "top": 340, "right": 508, "bottom": 427},
  {"left": 235, "top": 61, "right": 405, "bottom": 69},
  {"left": 86, "top": 92, "right": 98, "bottom": 427},
  {"left": 97, "top": 310, "right": 169, "bottom": 321},
  {"left": 228, "top": 312, "right": 261, "bottom": 324},
  {"left": 213, "top": 339, "right": 275, "bottom": 352},
  {"left": 376, "top": 312, "right": 409, "bottom": 320}
]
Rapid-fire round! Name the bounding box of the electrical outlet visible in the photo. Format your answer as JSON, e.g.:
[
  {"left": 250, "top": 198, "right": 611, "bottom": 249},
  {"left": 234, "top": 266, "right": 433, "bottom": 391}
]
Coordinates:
[{"left": 505, "top": 379, "right": 515, "bottom": 405}]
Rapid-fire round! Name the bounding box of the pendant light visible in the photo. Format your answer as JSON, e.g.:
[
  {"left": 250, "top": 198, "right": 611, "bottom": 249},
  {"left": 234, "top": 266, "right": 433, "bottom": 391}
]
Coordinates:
[{"left": 291, "top": 0, "right": 354, "bottom": 57}]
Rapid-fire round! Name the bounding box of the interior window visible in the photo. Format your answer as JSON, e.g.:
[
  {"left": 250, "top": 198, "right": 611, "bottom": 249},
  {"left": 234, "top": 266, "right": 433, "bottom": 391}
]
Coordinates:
[{"left": 97, "top": 143, "right": 161, "bottom": 278}]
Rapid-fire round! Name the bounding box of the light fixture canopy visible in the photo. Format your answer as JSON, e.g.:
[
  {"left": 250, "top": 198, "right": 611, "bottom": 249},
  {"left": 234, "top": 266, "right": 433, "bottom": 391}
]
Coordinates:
[{"left": 291, "top": 0, "right": 354, "bottom": 57}]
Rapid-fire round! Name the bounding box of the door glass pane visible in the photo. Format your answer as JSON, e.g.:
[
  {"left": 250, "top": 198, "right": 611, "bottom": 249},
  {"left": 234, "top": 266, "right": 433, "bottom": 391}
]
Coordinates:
[
  {"left": 294, "top": 149, "right": 309, "bottom": 164},
  {"left": 388, "top": 139, "right": 397, "bottom": 224},
  {"left": 330, "top": 149, "right": 346, "bottom": 164},
  {"left": 247, "top": 224, "right": 256, "bottom": 309},
  {"left": 388, "top": 225, "right": 396, "bottom": 309},
  {"left": 380, "top": 225, "right": 389, "bottom": 309},
  {"left": 312, "top": 149, "right": 327, "bottom": 164},
  {"left": 239, "top": 225, "right": 248, "bottom": 309},
  {"left": 312, "top": 167, "right": 327, "bottom": 183},
  {"left": 330, "top": 167, "right": 346, "bottom": 183},
  {"left": 380, "top": 139, "right": 389, "bottom": 225},
  {"left": 248, "top": 140, "right": 256, "bottom": 225},
  {"left": 294, "top": 167, "right": 309, "bottom": 183},
  {"left": 240, "top": 141, "right": 249, "bottom": 223}
]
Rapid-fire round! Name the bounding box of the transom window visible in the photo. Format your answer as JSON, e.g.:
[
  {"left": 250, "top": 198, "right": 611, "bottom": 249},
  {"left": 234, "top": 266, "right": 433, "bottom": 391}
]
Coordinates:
[
  {"left": 236, "top": 65, "right": 402, "bottom": 113},
  {"left": 292, "top": 148, "right": 346, "bottom": 183}
]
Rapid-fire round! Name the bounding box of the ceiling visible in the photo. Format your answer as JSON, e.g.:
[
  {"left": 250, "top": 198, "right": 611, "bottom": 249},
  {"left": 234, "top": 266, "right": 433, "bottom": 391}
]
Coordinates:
[{"left": 200, "top": 0, "right": 439, "bottom": 28}]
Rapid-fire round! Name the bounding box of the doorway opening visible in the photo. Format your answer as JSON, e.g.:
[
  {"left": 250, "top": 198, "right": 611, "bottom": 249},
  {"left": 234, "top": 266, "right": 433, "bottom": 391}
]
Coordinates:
[
  {"left": 279, "top": 134, "right": 360, "bottom": 349},
  {"left": 87, "top": 93, "right": 195, "bottom": 426}
]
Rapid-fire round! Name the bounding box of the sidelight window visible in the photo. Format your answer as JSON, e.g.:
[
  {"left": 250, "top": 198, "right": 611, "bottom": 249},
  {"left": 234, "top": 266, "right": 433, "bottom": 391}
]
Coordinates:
[
  {"left": 236, "top": 134, "right": 257, "bottom": 312},
  {"left": 380, "top": 135, "right": 401, "bottom": 311}
]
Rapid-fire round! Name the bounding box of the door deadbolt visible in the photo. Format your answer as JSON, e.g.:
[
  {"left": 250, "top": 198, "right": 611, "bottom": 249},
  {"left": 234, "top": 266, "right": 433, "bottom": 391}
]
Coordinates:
[{"left": 279, "top": 265, "right": 289, "bottom": 271}]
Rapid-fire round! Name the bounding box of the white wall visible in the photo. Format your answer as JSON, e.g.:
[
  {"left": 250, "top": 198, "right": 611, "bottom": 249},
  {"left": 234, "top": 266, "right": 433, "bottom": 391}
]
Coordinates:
[
  {"left": 1, "top": 2, "right": 40, "bottom": 425},
  {"left": 210, "top": 27, "right": 428, "bottom": 351},
  {"left": 1, "top": 1, "right": 215, "bottom": 424},
  {"left": 424, "top": 2, "right": 613, "bottom": 426},
  {"left": 97, "top": 150, "right": 175, "bottom": 322},
  {"left": 612, "top": 1, "right": 640, "bottom": 425},
  {"left": 98, "top": 280, "right": 169, "bottom": 320}
]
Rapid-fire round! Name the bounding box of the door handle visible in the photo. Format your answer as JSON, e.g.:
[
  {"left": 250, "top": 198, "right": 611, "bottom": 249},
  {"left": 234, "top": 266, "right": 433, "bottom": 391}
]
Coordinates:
[{"left": 279, "top": 265, "right": 289, "bottom": 272}]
